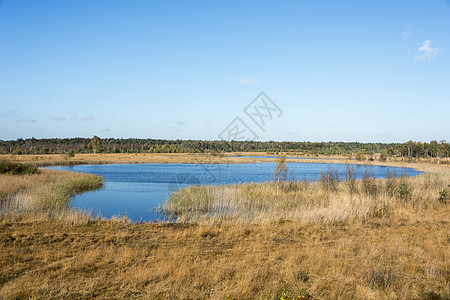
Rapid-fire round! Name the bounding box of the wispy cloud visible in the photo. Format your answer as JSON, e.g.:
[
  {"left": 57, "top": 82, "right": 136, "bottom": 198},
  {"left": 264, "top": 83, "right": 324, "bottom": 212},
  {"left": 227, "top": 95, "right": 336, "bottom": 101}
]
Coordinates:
[
  {"left": 50, "top": 115, "right": 66, "bottom": 121},
  {"left": 101, "top": 128, "right": 111, "bottom": 132},
  {"left": 169, "top": 126, "right": 182, "bottom": 132},
  {"left": 236, "top": 76, "right": 257, "bottom": 85},
  {"left": 401, "top": 24, "right": 413, "bottom": 41},
  {"left": 2, "top": 110, "right": 37, "bottom": 123},
  {"left": 271, "top": 93, "right": 281, "bottom": 101},
  {"left": 17, "top": 117, "right": 36, "bottom": 123},
  {"left": 71, "top": 114, "right": 94, "bottom": 121},
  {"left": 175, "top": 120, "right": 185, "bottom": 125},
  {"left": 415, "top": 40, "right": 440, "bottom": 62},
  {"left": 80, "top": 115, "right": 94, "bottom": 121}
]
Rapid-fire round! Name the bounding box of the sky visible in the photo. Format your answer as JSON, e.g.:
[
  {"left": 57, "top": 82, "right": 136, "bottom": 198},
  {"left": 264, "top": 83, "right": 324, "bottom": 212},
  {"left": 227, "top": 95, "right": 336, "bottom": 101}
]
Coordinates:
[{"left": 0, "top": 0, "right": 449, "bottom": 143}]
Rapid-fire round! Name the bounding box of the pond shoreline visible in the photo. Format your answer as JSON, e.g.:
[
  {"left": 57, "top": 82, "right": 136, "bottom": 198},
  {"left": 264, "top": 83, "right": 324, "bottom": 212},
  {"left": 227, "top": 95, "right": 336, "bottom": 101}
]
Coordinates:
[{"left": 46, "top": 161, "right": 424, "bottom": 223}]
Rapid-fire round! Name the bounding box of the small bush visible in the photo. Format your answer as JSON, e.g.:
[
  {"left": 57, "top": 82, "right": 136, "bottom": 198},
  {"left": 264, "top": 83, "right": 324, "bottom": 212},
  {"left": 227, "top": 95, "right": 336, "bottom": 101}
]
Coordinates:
[
  {"left": 395, "top": 180, "right": 411, "bottom": 202},
  {"left": 438, "top": 187, "right": 449, "bottom": 203},
  {"left": 66, "top": 150, "right": 75, "bottom": 158},
  {"left": 0, "top": 159, "right": 39, "bottom": 175},
  {"left": 385, "top": 167, "right": 398, "bottom": 196},
  {"left": 345, "top": 164, "right": 357, "bottom": 194},
  {"left": 362, "top": 166, "right": 378, "bottom": 198},
  {"left": 319, "top": 166, "right": 340, "bottom": 192},
  {"left": 265, "top": 279, "right": 310, "bottom": 300}
]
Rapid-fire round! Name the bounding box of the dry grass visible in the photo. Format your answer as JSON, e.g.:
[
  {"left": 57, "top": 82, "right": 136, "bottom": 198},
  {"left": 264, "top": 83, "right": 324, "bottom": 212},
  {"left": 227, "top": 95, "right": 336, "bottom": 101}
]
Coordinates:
[
  {"left": 0, "top": 152, "right": 276, "bottom": 166},
  {"left": 0, "top": 205, "right": 448, "bottom": 299},
  {"left": 0, "top": 160, "right": 449, "bottom": 299},
  {"left": 0, "top": 168, "right": 103, "bottom": 224},
  {"left": 2, "top": 152, "right": 448, "bottom": 168},
  {"left": 164, "top": 163, "right": 450, "bottom": 226}
]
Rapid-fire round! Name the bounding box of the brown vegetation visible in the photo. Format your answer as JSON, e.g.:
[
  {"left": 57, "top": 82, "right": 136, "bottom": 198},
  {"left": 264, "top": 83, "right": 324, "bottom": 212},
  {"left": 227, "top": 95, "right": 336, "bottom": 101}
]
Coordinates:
[
  {"left": 0, "top": 159, "right": 449, "bottom": 299},
  {"left": 164, "top": 163, "right": 449, "bottom": 226},
  {"left": 0, "top": 168, "right": 103, "bottom": 223}
]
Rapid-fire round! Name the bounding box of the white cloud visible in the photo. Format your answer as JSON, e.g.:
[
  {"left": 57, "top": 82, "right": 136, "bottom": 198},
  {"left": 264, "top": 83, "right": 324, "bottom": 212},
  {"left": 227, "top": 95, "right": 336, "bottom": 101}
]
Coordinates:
[
  {"left": 71, "top": 114, "right": 94, "bottom": 121},
  {"left": 236, "top": 76, "right": 257, "bottom": 85},
  {"left": 17, "top": 117, "right": 36, "bottom": 123},
  {"left": 50, "top": 115, "right": 66, "bottom": 121},
  {"left": 415, "top": 40, "right": 440, "bottom": 62},
  {"left": 101, "top": 128, "right": 111, "bottom": 132},
  {"left": 271, "top": 93, "right": 281, "bottom": 101},
  {"left": 80, "top": 115, "right": 94, "bottom": 121},
  {"left": 401, "top": 24, "right": 413, "bottom": 41}
]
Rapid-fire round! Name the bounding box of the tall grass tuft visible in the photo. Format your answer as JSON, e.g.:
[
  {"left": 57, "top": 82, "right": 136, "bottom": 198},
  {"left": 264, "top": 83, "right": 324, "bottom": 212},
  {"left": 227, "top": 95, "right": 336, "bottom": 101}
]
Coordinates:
[
  {"left": 0, "top": 159, "right": 39, "bottom": 175},
  {"left": 0, "top": 169, "right": 103, "bottom": 223}
]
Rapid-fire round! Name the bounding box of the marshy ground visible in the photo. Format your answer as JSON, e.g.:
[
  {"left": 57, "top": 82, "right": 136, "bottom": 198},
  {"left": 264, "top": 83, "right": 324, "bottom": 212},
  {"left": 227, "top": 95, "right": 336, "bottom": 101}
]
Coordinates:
[{"left": 0, "top": 156, "right": 449, "bottom": 299}]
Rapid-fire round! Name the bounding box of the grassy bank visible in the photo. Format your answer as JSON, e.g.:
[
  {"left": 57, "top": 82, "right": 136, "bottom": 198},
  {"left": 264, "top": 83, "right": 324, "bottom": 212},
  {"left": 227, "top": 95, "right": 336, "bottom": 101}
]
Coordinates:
[
  {"left": 0, "top": 165, "right": 103, "bottom": 224},
  {"left": 0, "top": 153, "right": 259, "bottom": 166},
  {"left": 164, "top": 163, "right": 449, "bottom": 225},
  {"left": 0, "top": 160, "right": 448, "bottom": 299}
]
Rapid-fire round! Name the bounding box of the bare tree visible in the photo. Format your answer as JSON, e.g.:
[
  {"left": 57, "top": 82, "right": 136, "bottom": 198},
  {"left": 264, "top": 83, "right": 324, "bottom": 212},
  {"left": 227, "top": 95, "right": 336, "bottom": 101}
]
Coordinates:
[{"left": 273, "top": 155, "right": 288, "bottom": 195}]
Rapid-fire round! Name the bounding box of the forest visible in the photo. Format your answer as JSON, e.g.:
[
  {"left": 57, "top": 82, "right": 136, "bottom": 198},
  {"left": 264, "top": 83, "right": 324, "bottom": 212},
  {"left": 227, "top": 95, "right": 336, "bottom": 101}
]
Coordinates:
[{"left": 0, "top": 137, "right": 449, "bottom": 158}]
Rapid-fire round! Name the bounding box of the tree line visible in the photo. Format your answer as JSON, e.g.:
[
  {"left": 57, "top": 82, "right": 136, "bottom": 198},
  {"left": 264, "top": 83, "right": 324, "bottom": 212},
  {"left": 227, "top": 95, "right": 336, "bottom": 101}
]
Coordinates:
[{"left": 0, "top": 137, "right": 448, "bottom": 158}]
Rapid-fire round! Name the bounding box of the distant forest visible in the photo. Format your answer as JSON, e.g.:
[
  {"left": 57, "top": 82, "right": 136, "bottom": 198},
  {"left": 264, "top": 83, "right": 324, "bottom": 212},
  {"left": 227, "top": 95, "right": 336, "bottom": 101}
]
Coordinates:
[{"left": 0, "top": 137, "right": 449, "bottom": 158}]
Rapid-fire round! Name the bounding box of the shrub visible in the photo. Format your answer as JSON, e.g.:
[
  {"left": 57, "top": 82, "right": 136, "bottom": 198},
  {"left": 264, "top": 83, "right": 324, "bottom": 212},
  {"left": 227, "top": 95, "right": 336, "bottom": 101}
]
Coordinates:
[
  {"left": 395, "top": 180, "right": 411, "bottom": 202},
  {"left": 438, "top": 186, "right": 449, "bottom": 203},
  {"left": 362, "top": 166, "right": 378, "bottom": 198},
  {"left": 385, "top": 167, "right": 398, "bottom": 196},
  {"left": 319, "top": 166, "right": 340, "bottom": 192},
  {"left": 345, "top": 164, "right": 356, "bottom": 194},
  {"left": 0, "top": 159, "right": 39, "bottom": 175},
  {"left": 67, "top": 150, "right": 75, "bottom": 158}
]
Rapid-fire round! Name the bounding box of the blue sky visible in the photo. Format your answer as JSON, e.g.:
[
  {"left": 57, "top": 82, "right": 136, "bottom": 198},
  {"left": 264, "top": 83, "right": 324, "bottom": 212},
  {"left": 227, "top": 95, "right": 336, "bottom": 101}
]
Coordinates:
[{"left": 0, "top": 0, "right": 449, "bottom": 142}]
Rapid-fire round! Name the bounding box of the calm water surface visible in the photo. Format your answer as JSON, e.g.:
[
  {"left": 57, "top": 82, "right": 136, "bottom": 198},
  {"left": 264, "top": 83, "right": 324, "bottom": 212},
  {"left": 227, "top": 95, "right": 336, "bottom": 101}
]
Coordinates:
[{"left": 46, "top": 163, "right": 421, "bottom": 222}]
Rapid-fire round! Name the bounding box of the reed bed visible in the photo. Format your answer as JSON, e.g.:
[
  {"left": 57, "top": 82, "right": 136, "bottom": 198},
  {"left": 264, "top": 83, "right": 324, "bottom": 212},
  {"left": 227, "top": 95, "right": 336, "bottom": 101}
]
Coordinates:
[
  {"left": 164, "top": 164, "right": 450, "bottom": 225},
  {"left": 0, "top": 168, "right": 103, "bottom": 224},
  {"left": 0, "top": 160, "right": 448, "bottom": 299}
]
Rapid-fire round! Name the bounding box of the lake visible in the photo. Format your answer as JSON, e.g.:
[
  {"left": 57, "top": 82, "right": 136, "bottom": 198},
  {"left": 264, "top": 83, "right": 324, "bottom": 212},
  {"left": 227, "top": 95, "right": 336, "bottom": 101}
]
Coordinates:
[{"left": 46, "top": 163, "right": 421, "bottom": 222}]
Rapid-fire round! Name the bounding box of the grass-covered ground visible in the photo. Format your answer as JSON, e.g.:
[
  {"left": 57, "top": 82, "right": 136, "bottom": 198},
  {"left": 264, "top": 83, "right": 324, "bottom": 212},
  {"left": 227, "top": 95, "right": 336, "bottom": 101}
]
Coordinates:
[
  {"left": 0, "top": 164, "right": 103, "bottom": 224},
  {"left": 0, "top": 158, "right": 449, "bottom": 299},
  {"left": 164, "top": 163, "right": 449, "bottom": 225}
]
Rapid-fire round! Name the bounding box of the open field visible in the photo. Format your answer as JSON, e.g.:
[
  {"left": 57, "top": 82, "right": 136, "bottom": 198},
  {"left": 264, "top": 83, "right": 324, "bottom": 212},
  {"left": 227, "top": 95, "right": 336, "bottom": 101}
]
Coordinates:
[
  {"left": 1, "top": 152, "right": 448, "bottom": 167},
  {"left": 0, "top": 159, "right": 449, "bottom": 299},
  {"left": 1, "top": 205, "right": 448, "bottom": 299},
  {"left": 0, "top": 152, "right": 328, "bottom": 166}
]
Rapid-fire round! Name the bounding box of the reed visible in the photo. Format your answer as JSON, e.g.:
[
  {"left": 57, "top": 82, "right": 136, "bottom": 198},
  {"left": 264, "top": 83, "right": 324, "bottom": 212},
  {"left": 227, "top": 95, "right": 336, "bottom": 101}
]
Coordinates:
[
  {"left": 0, "top": 160, "right": 448, "bottom": 299},
  {"left": 164, "top": 164, "right": 450, "bottom": 225},
  {"left": 0, "top": 168, "right": 103, "bottom": 223}
]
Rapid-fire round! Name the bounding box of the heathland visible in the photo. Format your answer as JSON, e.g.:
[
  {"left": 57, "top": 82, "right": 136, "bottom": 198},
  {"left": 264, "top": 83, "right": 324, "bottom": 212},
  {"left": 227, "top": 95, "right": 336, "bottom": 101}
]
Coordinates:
[{"left": 0, "top": 154, "right": 448, "bottom": 299}]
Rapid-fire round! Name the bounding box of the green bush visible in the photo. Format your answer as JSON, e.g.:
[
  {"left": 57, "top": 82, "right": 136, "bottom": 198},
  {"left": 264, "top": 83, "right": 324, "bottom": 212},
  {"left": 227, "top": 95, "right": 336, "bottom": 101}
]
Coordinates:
[
  {"left": 67, "top": 150, "right": 76, "bottom": 158},
  {"left": 438, "top": 186, "right": 449, "bottom": 203},
  {"left": 395, "top": 180, "right": 411, "bottom": 202},
  {"left": 0, "top": 159, "right": 40, "bottom": 175}
]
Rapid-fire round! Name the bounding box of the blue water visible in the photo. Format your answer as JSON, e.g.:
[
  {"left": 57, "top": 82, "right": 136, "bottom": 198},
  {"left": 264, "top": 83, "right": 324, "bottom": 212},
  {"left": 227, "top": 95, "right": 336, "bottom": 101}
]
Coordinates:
[{"left": 46, "top": 163, "right": 421, "bottom": 222}]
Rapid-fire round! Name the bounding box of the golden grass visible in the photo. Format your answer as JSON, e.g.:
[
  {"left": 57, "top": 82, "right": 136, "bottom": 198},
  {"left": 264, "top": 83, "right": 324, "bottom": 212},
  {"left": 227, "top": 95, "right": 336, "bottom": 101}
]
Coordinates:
[
  {"left": 0, "top": 152, "right": 267, "bottom": 166},
  {"left": 0, "top": 168, "right": 103, "bottom": 224},
  {"left": 0, "top": 160, "right": 448, "bottom": 299},
  {"left": 3, "top": 151, "right": 448, "bottom": 168},
  {"left": 164, "top": 163, "right": 449, "bottom": 226},
  {"left": 0, "top": 205, "right": 448, "bottom": 299}
]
